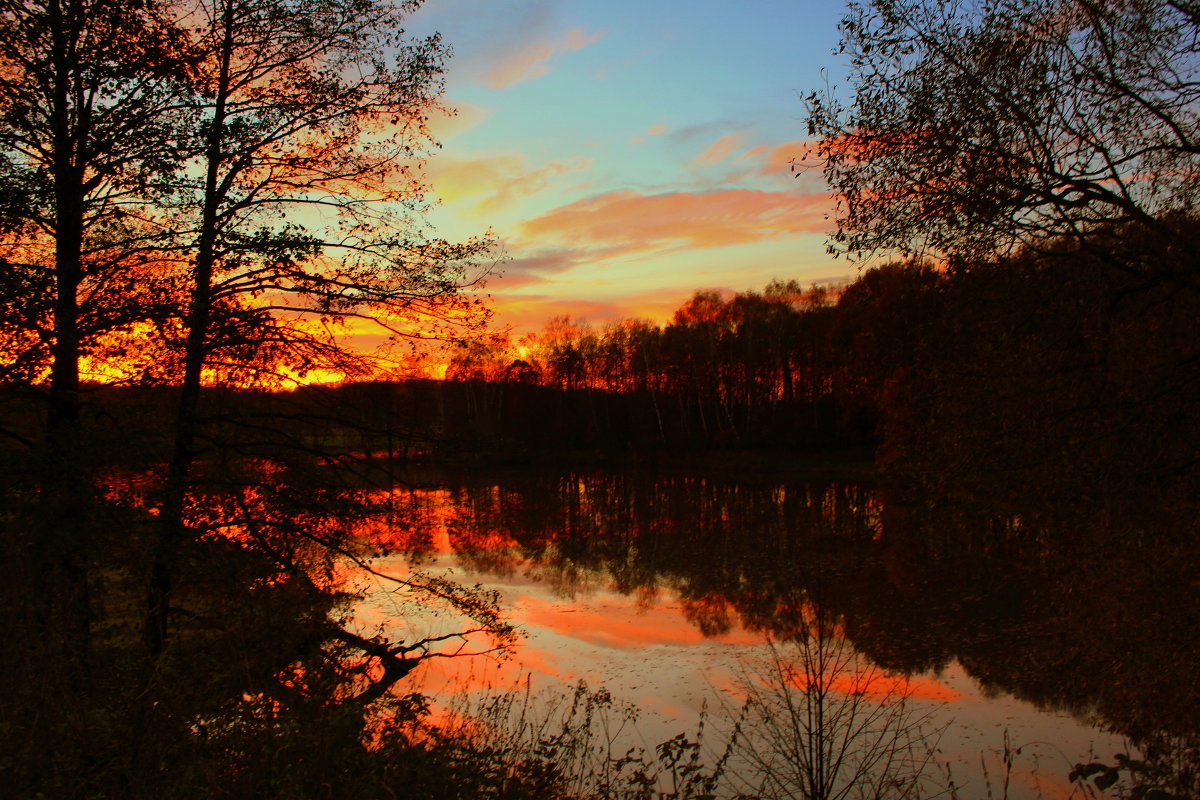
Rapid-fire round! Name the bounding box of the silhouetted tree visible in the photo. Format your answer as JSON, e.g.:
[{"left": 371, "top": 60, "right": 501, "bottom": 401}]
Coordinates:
[
  {"left": 0, "top": 0, "right": 190, "bottom": 673},
  {"left": 0, "top": 0, "right": 504, "bottom": 793},
  {"left": 807, "top": 0, "right": 1200, "bottom": 273},
  {"left": 145, "top": 0, "right": 495, "bottom": 655}
]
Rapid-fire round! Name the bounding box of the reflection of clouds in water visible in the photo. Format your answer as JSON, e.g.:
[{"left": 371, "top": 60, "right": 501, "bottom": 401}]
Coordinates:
[
  {"left": 516, "top": 593, "right": 760, "bottom": 650},
  {"left": 360, "top": 560, "right": 1125, "bottom": 800}
]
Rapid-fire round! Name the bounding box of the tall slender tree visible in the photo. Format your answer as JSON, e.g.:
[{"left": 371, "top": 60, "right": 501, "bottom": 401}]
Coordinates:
[
  {"left": 145, "top": 0, "right": 494, "bottom": 654},
  {"left": 0, "top": 0, "right": 188, "bottom": 660}
]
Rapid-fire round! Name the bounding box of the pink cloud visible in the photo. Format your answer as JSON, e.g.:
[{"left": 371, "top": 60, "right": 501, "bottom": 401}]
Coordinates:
[
  {"left": 692, "top": 133, "right": 744, "bottom": 166},
  {"left": 519, "top": 188, "right": 831, "bottom": 251},
  {"left": 736, "top": 144, "right": 770, "bottom": 163},
  {"left": 428, "top": 153, "right": 591, "bottom": 211},
  {"left": 757, "top": 140, "right": 809, "bottom": 176},
  {"left": 519, "top": 595, "right": 760, "bottom": 649},
  {"left": 425, "top": 99, "right": 491, "bottom": 142},
  {"left": 485, "top": 27, "right": 605, "bottom": 89}
]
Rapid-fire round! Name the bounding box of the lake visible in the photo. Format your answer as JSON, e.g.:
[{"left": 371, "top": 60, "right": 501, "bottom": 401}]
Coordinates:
[{"left": 352, "top": 467, "right": 1198, "bottom": 799}]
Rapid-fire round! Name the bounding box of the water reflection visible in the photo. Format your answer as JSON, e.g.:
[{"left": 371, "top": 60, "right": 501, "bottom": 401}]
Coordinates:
[
  {"left": 366, "top": 469, "right": 1199, "bottom": 799},
  {"left": 729, "top": 632, "right": 943, "bottom": 800}
]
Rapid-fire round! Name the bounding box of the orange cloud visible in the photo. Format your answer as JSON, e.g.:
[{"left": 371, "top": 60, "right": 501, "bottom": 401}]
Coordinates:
[
  {"left": 757, "top": 140, "right": 809, "bottom": 176},
  {"left": 428, "top": 155, "right": 525, "bottom": 204},
  {"left": 518, "top": 189, "right": 831, "bottom": 251},
  {"left": 485, "top": 27, "right": 605, "bottom": 89},
  {"left": 811, "top": 673, "right": 963, "bottom": 703},
  {"left": 484, "top": 293, "right": 633, "bottom": 333},
  {"left": 426, "top": 99, "right": 491, "bottom": 142},
  {"left": 633, "top": 123, "right": 669, "bottom": 144},
  {"left": 483, "top": 285, "right": 727, "bottom": 336},
  {"left": 706, "top": 663, "right": 962, "bottom": 705},
  {"left": 428, "top": 153, "right": 591, "bottom": 212},
  {"left": 713, "top": 140, "right": 814, "bottom": 187},
  {"left": 736, "top": 144, "right": 770, "bottom": 163},
  {"left": 561, "top": 28, "right": 600, "bottom": 52},
  {"left": 479, "top": 157, "right": 592, "bottom": 213},
  {"left": 692, "top": 132, "right": 744, "bottom": 166}
]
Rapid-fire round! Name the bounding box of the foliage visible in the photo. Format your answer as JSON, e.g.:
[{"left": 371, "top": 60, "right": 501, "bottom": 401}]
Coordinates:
[
  {"left": 807, "top": 0, "right": 1200, "bottom": 266},
  {"left": 0, "top": 439, "right": 521, "bottom": 798},
  {"left": 425, "top": 655, "right": 940, "bottom": 800},
  {"left": 165, "top": 0, "right": 496, "bottom": 390},
  {"left": 426, "top": 680, "right": 727, "bottom": 800},
  {"left": 871, "top": 237, "right": 1200, "bottom": 519}
]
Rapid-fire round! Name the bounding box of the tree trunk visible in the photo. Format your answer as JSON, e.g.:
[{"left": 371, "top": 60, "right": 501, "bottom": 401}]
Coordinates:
[
  {"left": 145, "top": 0, "right": 234, "bottom": 656},
  {"left": 40, "top": 0, "right": 93, "bottom": 681}
]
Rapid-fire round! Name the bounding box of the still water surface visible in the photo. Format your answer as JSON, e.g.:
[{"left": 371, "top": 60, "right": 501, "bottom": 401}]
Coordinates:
[{"left": 353, "top": 469, "right": 1197, "bottom": 799}]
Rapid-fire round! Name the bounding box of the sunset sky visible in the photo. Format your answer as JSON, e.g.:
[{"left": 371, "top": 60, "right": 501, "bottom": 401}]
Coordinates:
[{"left": 406, "top": 0, "right": 855, "bottom": 336}]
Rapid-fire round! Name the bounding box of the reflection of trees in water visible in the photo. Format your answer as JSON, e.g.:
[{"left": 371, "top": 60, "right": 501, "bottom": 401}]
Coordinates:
[
  {"left": 730, "top": 621, "right": 942, "bottom": 800},
  {"left": 383, "top": 470, "right": 1200, "bottom": 796},
  {"left": 428, "top": 629, "right": 942, "bottom": 800},
  {"left": 872, "top": 502, "right": 1200, "bottom": 800},
  {"left": 436, "top": 472, "right": 879, "bottom": 619},
  {"left": 5, "top": 457, "right": 520, "bottom": 797}
]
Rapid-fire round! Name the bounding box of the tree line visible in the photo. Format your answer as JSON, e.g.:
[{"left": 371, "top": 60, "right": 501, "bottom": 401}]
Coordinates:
[
  {"left": 437, "top": 226, "right": 1198, "bottom": 524},
  {"left": 444, "top": 280, "right": 855, "bottom": 454}
]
